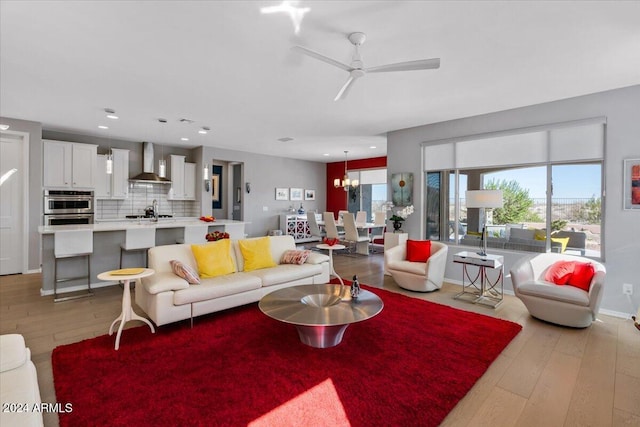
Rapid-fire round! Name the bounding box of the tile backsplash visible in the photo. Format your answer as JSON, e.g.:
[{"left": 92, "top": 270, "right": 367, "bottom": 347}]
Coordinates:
[{"left": 95, "top": 183, "right": 199, "bottom": 219}]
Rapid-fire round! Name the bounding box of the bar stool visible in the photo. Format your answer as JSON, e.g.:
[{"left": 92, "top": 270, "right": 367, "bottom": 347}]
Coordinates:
[
  {"left": 120, "top": 228, "right": 156, "bottom": 269},
  {"left": 54, "top": 229, "right": 94, "bottom": 303}
]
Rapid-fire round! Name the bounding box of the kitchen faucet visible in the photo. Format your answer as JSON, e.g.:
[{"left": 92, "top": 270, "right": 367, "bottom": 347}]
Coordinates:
[{"left": 151, "top": 199, "right": 158, "bottom": 222}]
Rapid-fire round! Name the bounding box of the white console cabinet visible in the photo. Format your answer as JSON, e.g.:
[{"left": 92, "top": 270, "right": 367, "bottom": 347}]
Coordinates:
[
  {"left": 280, "top": 214, "right": 321, "bottom": 243},
  {"left": 43, "top": 140, "right": 97, "bottom": 189}
]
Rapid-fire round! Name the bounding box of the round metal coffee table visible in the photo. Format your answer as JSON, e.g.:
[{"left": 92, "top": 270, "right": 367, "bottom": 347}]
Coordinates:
[{"left": 259, "top": 284, "right": 383, "bottom": 348}]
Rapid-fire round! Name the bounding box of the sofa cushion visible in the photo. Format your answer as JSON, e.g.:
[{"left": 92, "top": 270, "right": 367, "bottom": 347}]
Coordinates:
[
  {"left": 510, "top": 228, "right": 536, "bottom": 241},
  {"left": 387, "top": 260, "right": 427, "bottom": 276},
  {"left": 305, "top": 252, "right": 330, "bottom": 265},
  {"left": 170, "top": 260, "right": 200, "bottom": 284},
  {"left": 0, "top": 334, "right": 27, "bottom": 372},
  {"left": 544, "top": 260, "right": 575, "bottom": 285},
  {"left": 173, "top": 273, "right": 262, "bottom": 305},
  {"left": 143, "top": 272, "right": 190, "bottom": 294},
  {"left": 280, "top": 249, "right": 311, "bottom": 265},
  {"left": 191, "top": 239, "right": 236, "bottom": 278},
  {"left": 517, "top": 280, "right": 590, "bottom": 306},
  {"left": 246, "top": 264, "right": 323, "bottom": 287},
  {"left": 406, "top": 240, "right": 431, "bottom": 263},
  {"left": 567, "top": 262, "right": 595, "bottom": 291},
  {"left": 238, "top": 237, "right": 277, "bottom": 272}
]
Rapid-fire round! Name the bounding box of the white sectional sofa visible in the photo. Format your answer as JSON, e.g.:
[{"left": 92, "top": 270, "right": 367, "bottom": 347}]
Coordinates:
[
  {"left": 135, "top": 235, "right": 330, "bottom": 326},
  {"left": 0, "top": 334, "right": 43, "bottom": 427}
]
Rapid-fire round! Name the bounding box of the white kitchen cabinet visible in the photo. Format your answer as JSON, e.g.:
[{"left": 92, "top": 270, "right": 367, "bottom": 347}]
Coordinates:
[
  {"left": 95, "top": 149, "right": 129, "bottom": 199},
  {"left": 167, "top": 155, "right": 196, "bottom": 200},
  {"left": 43, "top": 140, "right": 97, "bottom": 189},
  {"left": 184, "top": 162, "right": 196, "bottom": 200}
]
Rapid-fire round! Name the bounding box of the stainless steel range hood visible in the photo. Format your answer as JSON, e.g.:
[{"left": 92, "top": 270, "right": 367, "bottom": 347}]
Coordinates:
[{"left": 129, "top": 141, "right": 172, "bottom": 184}]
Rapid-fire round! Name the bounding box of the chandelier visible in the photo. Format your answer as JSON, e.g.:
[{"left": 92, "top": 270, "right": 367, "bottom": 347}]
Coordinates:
[{"left": 334, "top": 151, "right": 359, "bottom": 191}]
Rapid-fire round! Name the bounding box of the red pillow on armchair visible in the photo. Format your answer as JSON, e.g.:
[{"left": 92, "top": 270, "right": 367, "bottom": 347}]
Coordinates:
[
  {"left": 567, "top": 262, "right": 595, "bottom": 291},
  {"left": 405, "top": 240, "right": 431, "bottom": 263},
  {"left": 544, "top": 260, "right": 575, "bottom": 285}
]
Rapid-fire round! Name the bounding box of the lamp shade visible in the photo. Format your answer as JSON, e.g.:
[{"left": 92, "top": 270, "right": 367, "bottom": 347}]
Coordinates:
[{"left": 465, "top": 190, "right": 503, "bottom": 209}]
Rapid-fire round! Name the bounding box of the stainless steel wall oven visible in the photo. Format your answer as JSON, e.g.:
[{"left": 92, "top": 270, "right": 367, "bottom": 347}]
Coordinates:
[{"left": 43, "top": 190, "right": 94, "bottom": 225}]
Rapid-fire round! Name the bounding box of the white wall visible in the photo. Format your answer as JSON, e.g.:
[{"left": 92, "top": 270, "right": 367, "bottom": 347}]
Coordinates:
[
  {"left": 200, "top": 146, "right": 326, "bottom": 237},
  {"left": 387, "top": 84, "right": 640, "bottom": 316}
]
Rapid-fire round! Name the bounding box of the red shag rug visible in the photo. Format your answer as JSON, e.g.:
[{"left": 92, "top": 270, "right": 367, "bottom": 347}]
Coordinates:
[{"left": 52, "top": 284, "right": 521, "bottom": 427}]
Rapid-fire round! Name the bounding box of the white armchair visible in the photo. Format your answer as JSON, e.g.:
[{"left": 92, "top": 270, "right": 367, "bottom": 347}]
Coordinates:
[
  {"left": 510, "top": 253, "right": 606, "bottom": 328},
  {"left": 384, "top": 241, "right": 448, "bottom": 292}
]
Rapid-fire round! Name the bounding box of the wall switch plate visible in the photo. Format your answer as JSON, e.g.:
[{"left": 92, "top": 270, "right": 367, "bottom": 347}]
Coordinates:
[{"left": 623, "top": 283, "right": 633, "bottom": 295}]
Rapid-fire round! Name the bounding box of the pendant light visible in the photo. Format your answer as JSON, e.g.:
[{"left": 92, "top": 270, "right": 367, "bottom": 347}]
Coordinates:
[
  {"left": 105, "top": 149, "right": 113, "bottom": 174},
  {"left": 158, "top": 118, "right": 167, "bottom": 178},
  {"left": 334, "top": 150, "right": 359, "bottom": 191}
]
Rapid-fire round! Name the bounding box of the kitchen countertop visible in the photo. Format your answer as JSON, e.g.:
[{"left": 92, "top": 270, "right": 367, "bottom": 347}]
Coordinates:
[{"left": 38, "top": 218, "right": 249, "bottom": 234}]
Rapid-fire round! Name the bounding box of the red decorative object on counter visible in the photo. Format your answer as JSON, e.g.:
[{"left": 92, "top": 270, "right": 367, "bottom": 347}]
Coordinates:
[{"left": 205, "top": 231, "right": 229, "bottom": 241}]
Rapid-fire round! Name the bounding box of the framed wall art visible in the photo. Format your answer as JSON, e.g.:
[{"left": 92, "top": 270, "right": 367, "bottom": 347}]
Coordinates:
[
  {"left": 623, "top": 158, "right": 640, "bottom": 210},
  {"left": 290, "top": 188, "right": 303, "bottom": 201},
  {"left": 212, "top": 165, "right": 222, "bottom": 209},
  {"left": 275, "top": 187, "right": 289, "bottom": 201},
  {"left": 304, "top": 189, "right": 315, "bottom": 200},
  {"left": 391, "top": 172, "right": 413, "bottom": 207}
]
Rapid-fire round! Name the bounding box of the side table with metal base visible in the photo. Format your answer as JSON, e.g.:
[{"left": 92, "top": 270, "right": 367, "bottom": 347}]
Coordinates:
[
  {"left": 97, "top": 268, "right": 156, "bottom": 350},
  {"left": 316, "top": 243, "right": 346, "bottom": 287},
  {"left": 453, "top": 251, "right": 504, "bottom": 308}
]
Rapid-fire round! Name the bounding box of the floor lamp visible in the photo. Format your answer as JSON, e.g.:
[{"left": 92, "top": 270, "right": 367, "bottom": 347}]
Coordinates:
[{"left": 465, "top": 190, "right": 503, "bottom": 256}]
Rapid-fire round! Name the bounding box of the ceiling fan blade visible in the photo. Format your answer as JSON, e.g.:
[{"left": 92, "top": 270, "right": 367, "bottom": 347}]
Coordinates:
[
  {"left": 366, "top": 58, "right": 440, "bottom": 73},
  {"left": 334, "top": 75, "right": 357, "bottom": 101},
  {"left": 292, "top": 46, "right": 352, "bottom": 72}
]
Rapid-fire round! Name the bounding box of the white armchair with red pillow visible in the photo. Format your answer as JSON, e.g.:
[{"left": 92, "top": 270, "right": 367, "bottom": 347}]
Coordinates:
[
  {"left": 384, "top": 240, "right": 448, "bottom": 292},
  {"left": 510, "top": 253, "right": 606, "bottom": 328}
]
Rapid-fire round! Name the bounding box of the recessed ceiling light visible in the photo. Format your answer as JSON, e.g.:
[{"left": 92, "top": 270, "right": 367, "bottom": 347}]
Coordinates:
[
  {"left": 104, "top": 108, "right": 118, "bottom": 119},
  {"left": 0, "top": 124, "right": 10, "bottom": 131},
  {"left": 199, "top": 126, "right": 210, "bottom": 134},
  {"left": 323, "top": 153, "right": 330, "bottom": 156},
  {"left": 181, "top": 137, "right": 189, "bottom": 141},
  {"left": 370, "top": 146, "right": 376, "bottom": 149},
  {"left": 179, "top": 118, "right": 195, "bottom": 124},
  {"left": 98, "top": 125, "right": 108, "bottom": 129},
  {"left": 277, "top": 137, "right": 294, "bottom": 142}
]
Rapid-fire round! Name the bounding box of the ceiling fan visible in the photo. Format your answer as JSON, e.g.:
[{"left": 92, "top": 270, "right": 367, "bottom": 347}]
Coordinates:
[{"left": 292, "top": 32, "right": 440, "bottom": 101}]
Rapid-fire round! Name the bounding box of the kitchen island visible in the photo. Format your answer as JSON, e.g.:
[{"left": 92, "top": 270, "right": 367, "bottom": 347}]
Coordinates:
[{"left": 38, "top": 218, "right": 248, "bottom": 297}]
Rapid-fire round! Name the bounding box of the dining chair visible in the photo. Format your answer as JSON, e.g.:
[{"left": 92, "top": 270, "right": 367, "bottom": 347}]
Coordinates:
[
  {"left": 338, "top": 210, "right": 349, "bottom": 222},
  {"left": 355, "top": 211, "right": 367, "bottom": 225},
  {"left": 323, "top": 212, "right": 344, "bottom": 240},
  {"left": 307, "top": 212, "right": 324, "bottom": 241},
  {"left": 342, "top": 212, "right": 370, "bottom": 254}
]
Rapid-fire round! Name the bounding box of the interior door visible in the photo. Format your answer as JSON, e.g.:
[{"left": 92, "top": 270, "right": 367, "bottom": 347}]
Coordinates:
[
  {"left": 0, "top": 134, "right": 24, "bottom": 275},
  {"left": 231, "top": 163, "right": 242, "bottom": 221}
]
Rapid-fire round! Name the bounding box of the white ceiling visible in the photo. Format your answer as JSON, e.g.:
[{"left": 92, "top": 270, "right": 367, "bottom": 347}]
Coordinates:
[{"left": 1, "top": 1, "right": 639, "bottom": 162}]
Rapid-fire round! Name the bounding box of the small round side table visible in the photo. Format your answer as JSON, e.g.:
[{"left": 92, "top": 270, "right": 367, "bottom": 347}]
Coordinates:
[
  {"left": 316, "top": 243, "right": 346, "bottom": 287},
  {"left": 97, "top": 268, "right": 155, "bottom": 350}
]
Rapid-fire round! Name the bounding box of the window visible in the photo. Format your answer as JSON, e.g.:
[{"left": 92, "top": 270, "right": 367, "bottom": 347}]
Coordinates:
[
  {"left": 423, "top": 118, "right": 604, "bottom": 258},
  {"left": 347, "top": 169, "right": 387, "bottom": 221}
]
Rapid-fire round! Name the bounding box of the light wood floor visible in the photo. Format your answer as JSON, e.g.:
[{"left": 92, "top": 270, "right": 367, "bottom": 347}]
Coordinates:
[{"left": 1, "top": 253, "right": 639, "bottom": 427}]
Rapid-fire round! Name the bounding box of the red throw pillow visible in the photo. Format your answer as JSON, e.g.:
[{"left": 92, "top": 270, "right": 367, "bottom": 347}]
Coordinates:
[
  {"left": 544, "top": 260, "right": 575, "bottom": 285},
  {"left": 406, "top": 240, "right": 431, "bottom": 263},
  {"left": 567, "top": 262, "right": 595, "bottom": 291}
]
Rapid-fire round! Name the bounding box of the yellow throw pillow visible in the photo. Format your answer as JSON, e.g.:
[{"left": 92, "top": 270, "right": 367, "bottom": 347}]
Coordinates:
[
  {"left": 191, "top": 239, "right": 235, "bottom": 278},
  {"left": 534, "top": 229, "right": 547, "bottom": 241},
  {"left": 238, "top": 237, "right": 276, "bottom": 272},
  {"left": 551, "top": 237, "right": 570, "bottom": 253}
]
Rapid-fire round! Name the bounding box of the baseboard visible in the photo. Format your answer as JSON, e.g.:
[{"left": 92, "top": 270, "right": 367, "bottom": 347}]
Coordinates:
[
  {"left": 26, "top": 268, "right": 42, "bottom": 274},
  {"left": 599, "top": 308, "right": 634, "bottom": 320},
  {"left": 40, "top": 280, "right": 117, "bottom": 297}
]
